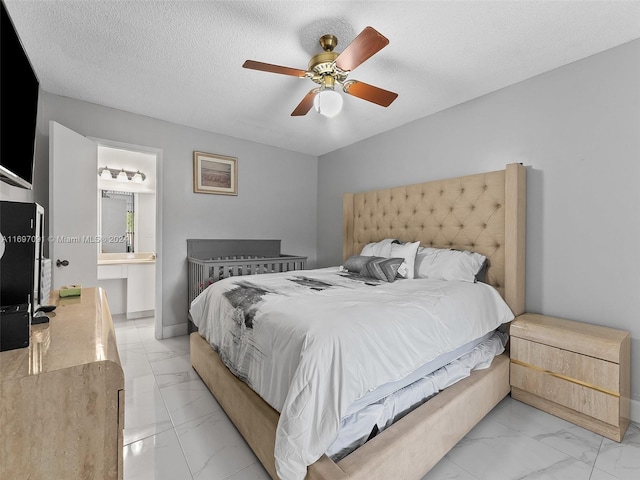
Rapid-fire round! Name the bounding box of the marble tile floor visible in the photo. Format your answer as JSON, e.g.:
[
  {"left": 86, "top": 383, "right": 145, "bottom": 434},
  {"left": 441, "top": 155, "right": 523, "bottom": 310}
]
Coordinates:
[{"left": 115, "top": 315, "right": 640, "bottom": 480}]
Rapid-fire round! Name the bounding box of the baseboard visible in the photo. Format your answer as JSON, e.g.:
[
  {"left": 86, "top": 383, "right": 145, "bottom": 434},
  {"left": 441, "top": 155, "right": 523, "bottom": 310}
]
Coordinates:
[
  {"left": 126, "top": 309, "right": 154, "bottom": 320},
  {"left": 162, "top": 322, "right": 188, "bottom": 339}
]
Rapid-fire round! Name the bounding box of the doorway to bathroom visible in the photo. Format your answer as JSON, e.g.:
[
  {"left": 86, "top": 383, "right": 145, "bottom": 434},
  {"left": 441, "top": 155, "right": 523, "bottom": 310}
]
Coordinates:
[{"left": 95, "top": 140, "right": 163, "bottom": 339}]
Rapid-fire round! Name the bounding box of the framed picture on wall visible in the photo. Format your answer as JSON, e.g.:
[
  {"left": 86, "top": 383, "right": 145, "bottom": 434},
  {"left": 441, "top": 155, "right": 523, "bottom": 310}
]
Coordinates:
[{"left": 193, "top": 151, "right": 238, "bottom": 195}]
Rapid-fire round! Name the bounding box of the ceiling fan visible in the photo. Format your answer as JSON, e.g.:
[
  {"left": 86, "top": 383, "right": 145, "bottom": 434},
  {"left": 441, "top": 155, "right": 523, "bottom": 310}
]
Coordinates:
[{"left": 242, "top": 26, "right": 398, "bottom": 117}]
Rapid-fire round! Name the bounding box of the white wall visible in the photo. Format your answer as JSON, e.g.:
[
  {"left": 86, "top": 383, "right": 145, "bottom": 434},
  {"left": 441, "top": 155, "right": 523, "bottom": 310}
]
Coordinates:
[
  {"left": 34, "top": 92, "right": 318, "bottom": 333},
  {"left": 317, "top": 40, "right": 640, "bottom": 407}
]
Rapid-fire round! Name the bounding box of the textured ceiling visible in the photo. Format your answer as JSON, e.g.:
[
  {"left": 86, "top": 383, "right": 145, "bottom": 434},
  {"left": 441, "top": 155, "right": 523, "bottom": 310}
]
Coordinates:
[{"left": 5, "top": 1, "right": 640, "bottom": 156}]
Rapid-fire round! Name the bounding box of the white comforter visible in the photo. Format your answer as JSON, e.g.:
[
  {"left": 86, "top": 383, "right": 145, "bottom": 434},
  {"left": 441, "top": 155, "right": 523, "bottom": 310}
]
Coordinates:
[{"left": 189, "top": 267, "right": 514, "bottom": 480}]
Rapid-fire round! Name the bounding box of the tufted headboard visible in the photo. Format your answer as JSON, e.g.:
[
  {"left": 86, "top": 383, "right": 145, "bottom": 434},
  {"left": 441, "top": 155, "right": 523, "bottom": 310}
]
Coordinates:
[{"left": 343, "top": 163, "right": 526, "bottom": 315}]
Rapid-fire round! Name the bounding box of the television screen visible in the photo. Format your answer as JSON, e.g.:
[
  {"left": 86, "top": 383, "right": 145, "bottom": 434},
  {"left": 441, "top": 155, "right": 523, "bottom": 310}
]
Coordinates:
[{"left": 1, "top": 0, "right": 39, "bottom": 190}]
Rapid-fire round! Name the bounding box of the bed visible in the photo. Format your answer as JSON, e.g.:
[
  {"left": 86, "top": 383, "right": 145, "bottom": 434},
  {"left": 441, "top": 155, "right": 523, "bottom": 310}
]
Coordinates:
[{"left": 190, "top": 163, "right": 526, "bottom": 480}]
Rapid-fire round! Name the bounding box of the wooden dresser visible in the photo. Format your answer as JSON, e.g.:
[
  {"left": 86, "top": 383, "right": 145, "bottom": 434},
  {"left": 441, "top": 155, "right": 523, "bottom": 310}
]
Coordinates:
[
  {"left": 510, "top": 313, "right": 630, "bottom": 441},
  {"left": 0, "top": 287, "right": 124, "bottom": 479}
]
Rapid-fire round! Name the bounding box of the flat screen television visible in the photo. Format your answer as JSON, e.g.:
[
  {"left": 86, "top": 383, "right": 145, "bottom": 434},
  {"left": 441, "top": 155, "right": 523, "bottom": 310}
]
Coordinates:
[{"left": 0, "top": 0, "right": 39, "bottom": 190}]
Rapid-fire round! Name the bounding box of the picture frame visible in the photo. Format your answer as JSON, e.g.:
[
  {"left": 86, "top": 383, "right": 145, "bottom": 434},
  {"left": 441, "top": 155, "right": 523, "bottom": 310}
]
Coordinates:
[{"left": 193, "top": 151, "right": 237, "bottom": 195}]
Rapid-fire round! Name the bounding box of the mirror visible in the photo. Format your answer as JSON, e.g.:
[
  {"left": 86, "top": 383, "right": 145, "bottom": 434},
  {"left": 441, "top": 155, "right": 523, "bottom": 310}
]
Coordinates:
[{"left": 101, "top": 190, "right": 134, "bottom": 253}]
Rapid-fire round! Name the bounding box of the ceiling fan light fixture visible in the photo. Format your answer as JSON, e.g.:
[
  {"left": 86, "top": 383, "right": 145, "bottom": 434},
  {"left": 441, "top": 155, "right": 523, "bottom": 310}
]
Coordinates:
[
  {"left": 243, "top": 27, "right": 396, "bottom": 117},
  {"left": 313, "top": 89, "right": 343, "bottom": 117}
]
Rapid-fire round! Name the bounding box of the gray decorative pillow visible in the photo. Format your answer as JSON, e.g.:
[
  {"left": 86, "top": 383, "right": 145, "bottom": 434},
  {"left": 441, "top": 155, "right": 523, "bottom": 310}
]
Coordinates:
[
  {"left": 343, "top": 255, "right": 371, "bottom": 273},
  {"left": 360, "top": 256, "right": 404, "bottom": 282}
]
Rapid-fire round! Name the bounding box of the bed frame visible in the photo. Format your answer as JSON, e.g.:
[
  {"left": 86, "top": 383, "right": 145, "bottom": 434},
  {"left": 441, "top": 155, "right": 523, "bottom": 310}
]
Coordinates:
[{"left": 190, "top": 163, "right": 526, "bottom": 479}]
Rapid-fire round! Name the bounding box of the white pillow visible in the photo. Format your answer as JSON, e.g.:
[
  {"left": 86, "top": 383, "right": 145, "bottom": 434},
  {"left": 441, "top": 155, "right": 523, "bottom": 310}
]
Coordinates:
[
  {"left": 414, "top": 247, "right": 487, "bottom": 282},
  {"left": 360, "top": 238, "right": 396, "bottom": 258},
  {"left": 390, "top": 241, "right": 420, "bottom": 279}
]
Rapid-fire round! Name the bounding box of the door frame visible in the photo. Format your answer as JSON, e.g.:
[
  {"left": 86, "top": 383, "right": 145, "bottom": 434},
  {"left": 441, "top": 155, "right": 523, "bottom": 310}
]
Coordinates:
[{"left": 91, "top": 137, "right": 163, "bottom": 340}]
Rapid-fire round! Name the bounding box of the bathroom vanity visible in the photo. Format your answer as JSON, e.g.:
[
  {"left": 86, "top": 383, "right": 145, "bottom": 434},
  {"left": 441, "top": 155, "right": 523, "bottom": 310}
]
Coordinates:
[{"left": 98, "top": 252, "right": 155, "bottom": 318}]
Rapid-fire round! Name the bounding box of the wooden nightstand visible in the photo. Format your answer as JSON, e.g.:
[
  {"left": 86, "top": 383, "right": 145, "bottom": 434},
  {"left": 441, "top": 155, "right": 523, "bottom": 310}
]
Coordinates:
[{"left": 509, "top": 313, "right": 630, "bottom": 441}]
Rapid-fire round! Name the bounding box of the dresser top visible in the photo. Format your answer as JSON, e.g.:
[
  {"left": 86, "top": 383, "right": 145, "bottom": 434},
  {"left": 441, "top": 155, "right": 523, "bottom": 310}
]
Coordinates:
[
  {"left": 0, "top": 287, "right": 122, "bottom": 382},
  {"left": 511, "top": 313, "right": 630, "bottom": 363}
]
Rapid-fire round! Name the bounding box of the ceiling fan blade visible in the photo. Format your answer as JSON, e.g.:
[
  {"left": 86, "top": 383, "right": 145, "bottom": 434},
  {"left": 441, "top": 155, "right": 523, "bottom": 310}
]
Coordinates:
[
  {"left": 242, "top": 60, "right": 308, "bottom": 77},
  {"left": 343, "top": 80, "right": 398, "bottom": 107},
  {"left": 291, "top": 89, "right": 318, "bottom": 116},
  {"left": 335, "top": 26, "right": 389, "bottom": 72}
]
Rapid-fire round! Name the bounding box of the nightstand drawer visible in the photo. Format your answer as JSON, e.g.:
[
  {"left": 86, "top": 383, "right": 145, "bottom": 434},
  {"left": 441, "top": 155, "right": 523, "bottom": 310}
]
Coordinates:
[
  {"left": 510, "top": 337, "right": 620, "bottom": 394},
  {"left": 510, "top": 362, "right": 619, "bottom": 425}
]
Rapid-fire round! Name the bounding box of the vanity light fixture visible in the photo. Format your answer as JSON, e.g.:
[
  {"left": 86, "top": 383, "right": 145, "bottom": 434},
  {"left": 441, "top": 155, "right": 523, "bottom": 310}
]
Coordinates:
[{"left": 98, "top": 166, "right": 147, "bottom": 183}]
